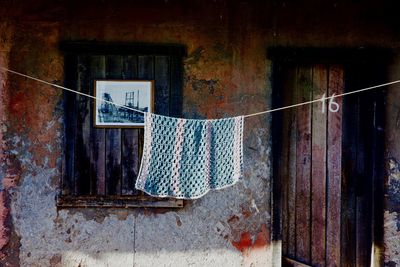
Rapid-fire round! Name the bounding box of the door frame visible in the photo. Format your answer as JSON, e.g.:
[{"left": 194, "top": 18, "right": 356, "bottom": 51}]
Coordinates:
[{"left": 269, "top": 47, "right": 391, "bottom": 266}]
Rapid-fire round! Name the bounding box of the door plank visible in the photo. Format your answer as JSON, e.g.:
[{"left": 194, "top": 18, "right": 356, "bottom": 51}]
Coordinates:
[
  {"left": 341, "top": 66, "right": 358, "bottom": 267},
  {"left": 327, "top": 65, "right": 343, "bottom": 267},
  {"left": 355, "top": 72, "right": 373, "bottom": 267},
  {"left": 311, "top": 65, "right": 327, "bottom": 267},
  {"left": 287, "top": 67, "right": 300, "bottom": 258},
  {"left": 138, "top": 56, "right": 155, "bottom": 196},
  {"left": 155, "top": 56, "right": 170, "bottom": 116},
  {"left": 105, "top": 55, "right": 123, "bottom": 195},
  {"left": 75, "top": 55, "right": 91, "bottom": 195},
  {"left": 90, "top": 55, "right": 106, "bottom": 196},
  {"left": 283, "top": 257, "right": 312, "bottom": 267},
  {"left": 282, "top": 65, "right": 298, "bottom": 257},
  {"left": 63, "top": 55, "right": 78, "bottom": 195},
  {"left": 287, "top": 106, "right": 298, "bottom": 258},
  {"left": 170, "top": 56, "right": 183, "bottom": 117},
  {"left": 121, "top": 55, "right": 140, "bottom": 195},
  {"left": 295, "top": 66, "right": 312, "bottom": 263}
]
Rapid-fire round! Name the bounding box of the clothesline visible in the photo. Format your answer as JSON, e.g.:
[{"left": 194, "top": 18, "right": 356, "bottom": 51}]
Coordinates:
[
  {"left": 0, "top": 67, "right": 145, "bottom": 115},
  {"left": 244, "top": 80, "right": 400, "bottom": 118},
  {"left": 1, "top": 67, "right": 399, "bottom": 119}
]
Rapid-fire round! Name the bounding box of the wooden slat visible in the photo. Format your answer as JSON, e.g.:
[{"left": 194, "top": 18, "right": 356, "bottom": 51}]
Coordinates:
[
  {"left": 280, "top": 65, "right": 297, "bottom": 256},
  {"left": 355, "top": 76, "right": 373, "bottom": 267},
  {"left": 295, "top": 66, "right": 312, "bottom": 263},
  {"left": 122, "top": 55, "right": 136, "bottom": 80},
  {"left": 281, "top": 95, "right": 290, "bottom": 254},
  {"left": 57, "top": 195, "right": 183, "bottom": 208},
  {"left": 155, "top": 56, "right": 170, "bottom": 116},
  {"left": 287, "top": 65, "right": 298, "bottom": 258},
  {"left": 283, "top": 257, "right": 312, "bottom": 267},
  {"left": 270, "top": 62, "right": 285, "bottom": 255},
  {"left": 170, "top": 55, "right": 183, "bottom": 117},
  {"left": 371, "top": 72, "right": 386, "bottom": 267},
  {"left": 341, "top": 67, "right": 357, "bottom": 267},
  {"left": 287, "top": 114, "right": 298, "bottom": 258},
  {"left": 138, "top": 55, "right": 154, "bottom": 196},
  {"left": 63, "top": 54, "right": 78, "bottom": 195},
  {"left": 75, "top": 55, "right": 91, "bottom": 195},
  {"left": 138, "top": 55, "right": 155, "bottom": 80},
  {"left": 326, "top": 65, "right": 343, "bottom": 267},
  {"left": 122, "top": 129, "right": 139, "bottom": 195},
  {"left": 311, "top": 65, "right": 327, "bottom": 267},
  {"left": 121, "top": 55, "right": 140, "bottom": 195},
  {"left": 90, "top": 55, "right": 106, "bottom": 195},
  {"left": 105, "top": 55, "right": 123, "bottom": 195}
]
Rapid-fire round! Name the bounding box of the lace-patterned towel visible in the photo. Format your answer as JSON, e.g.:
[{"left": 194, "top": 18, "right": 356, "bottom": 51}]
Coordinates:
[{"left": 135, "top": 113, "right": 244, "bottom": 199}]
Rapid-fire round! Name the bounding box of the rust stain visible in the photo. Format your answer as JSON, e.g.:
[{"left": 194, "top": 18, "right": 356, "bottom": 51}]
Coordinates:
[
  {"left": 0, "top": 191, "right": 10, "bottom": 253},
  {"left": 241, "top": 209, "right": 252, "bottom": 218},
  {"left": 231, "top": 224, "right": 270, "bottom": 253},
  {"left": 115, "top": 210, "right": 129, "bottom": 221},
  {"left": 184, "top": 46, "right": 205, "bottom": 65},
  {"left": 49, "top": 254, "right": 62, "bottom": 266},
  {"left": 175, "top": 216, "right": 182, "bottom": 227},
  {"left": 232, "top": 232, "right": 252, "bottom": 252},
  {"left": 227, "top": 215, "right": 240, "bottom": 224},
  {"left": 8, "top": 91, "right": 32, "bottom": 128},
  {"left": 252, "top": 224, "right": 269, "bottom": 248},
  {"left": 3, "top": 154, "right": 21, "bottom": 189}
]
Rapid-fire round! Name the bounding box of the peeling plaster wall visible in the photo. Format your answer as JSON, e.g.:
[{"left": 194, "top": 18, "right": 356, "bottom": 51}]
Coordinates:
[
  {"left": 1, "top": 1, "right": 400, "bottom": 266},
  {"left": 1, "top": 1, "right": 273, "bottom": 266},
  {"left": 385, "top": 53, "right": 400, "bottom": 266}
]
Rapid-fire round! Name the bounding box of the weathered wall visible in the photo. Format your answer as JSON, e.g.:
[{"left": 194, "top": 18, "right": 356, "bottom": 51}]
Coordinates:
[
  {"left": 0, "top": 0, "right": 399, "bottom": 266},
  {"left": 1, "top": 1, "right": 273, "bottom": 266},
  {"left": 384, "top": 52, "right": 400, "bottom": 266}
]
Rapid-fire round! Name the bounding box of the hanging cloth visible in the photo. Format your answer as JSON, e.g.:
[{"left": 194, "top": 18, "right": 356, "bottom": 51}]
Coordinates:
[{"left": 135, "top": 113, "right": 244, "bottom": 199}]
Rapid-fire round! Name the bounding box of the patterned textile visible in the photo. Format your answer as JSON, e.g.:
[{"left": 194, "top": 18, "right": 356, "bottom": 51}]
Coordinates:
[{"left": 135, "top": 113, "right": 244, "bottom": 199}]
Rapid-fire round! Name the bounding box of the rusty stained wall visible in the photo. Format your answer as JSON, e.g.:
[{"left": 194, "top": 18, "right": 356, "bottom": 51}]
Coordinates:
[
  {"left": 385, "top": 51, "right": 400, "bottom": 267},
  {"left": 0, "top": 0, "right": 400, "bottom": 266}
]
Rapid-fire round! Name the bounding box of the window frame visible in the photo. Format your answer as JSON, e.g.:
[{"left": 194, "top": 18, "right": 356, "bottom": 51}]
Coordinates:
[{"left": 57, "top": 42, "right": 186, "bottom": 208}]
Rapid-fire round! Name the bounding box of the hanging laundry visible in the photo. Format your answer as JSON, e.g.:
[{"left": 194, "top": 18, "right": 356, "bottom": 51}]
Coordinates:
[{"left": 135, "top": 113, "right": 244, "bottom": 199}]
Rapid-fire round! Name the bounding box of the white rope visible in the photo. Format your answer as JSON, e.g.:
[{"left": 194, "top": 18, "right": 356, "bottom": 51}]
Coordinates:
[
  {"left": 0, "top": 67, "right": 145, "bottom": 114},
  {"left": 1, "top": 67, "right": 399, "bottom": 119}
]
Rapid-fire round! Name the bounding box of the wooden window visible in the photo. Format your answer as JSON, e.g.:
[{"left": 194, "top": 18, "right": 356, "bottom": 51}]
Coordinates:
[
  {"left": 270, "top": 48, "right": 388, "bottom": 267},
  {"left": 58, "top": 43, "right": 186, "bottom": 208}
]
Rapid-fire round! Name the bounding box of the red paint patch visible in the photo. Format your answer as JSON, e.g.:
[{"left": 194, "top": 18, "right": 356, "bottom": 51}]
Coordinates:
[
  {"left": 232, "top": 232, "right": 252, "bottom": 252},
  {"left": 231, "top": 224, "right": 270, "bottom": 253},
  {"left": 252, "top": 224, "right": 269, "bottom": 248}
]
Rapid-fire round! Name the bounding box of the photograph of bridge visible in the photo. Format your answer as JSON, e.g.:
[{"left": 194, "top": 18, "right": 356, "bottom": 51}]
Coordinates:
[{"left": 94, "top": 80, "right": 153, "bottom": 127}]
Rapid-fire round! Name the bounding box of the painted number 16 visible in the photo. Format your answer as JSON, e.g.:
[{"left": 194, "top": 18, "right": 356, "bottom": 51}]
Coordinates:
[{"left": 320, "top": 93, "right": 339, "bottom": 113}]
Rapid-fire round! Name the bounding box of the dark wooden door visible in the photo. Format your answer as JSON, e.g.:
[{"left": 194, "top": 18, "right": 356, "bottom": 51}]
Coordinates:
[{"left": 272, "top": 60, "right": 386, "bottom": 267}]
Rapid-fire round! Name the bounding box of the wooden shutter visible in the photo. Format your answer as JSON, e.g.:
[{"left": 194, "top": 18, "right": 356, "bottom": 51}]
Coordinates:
[{"left": 60, "top": 44, "right": 185, "bottom": 208}]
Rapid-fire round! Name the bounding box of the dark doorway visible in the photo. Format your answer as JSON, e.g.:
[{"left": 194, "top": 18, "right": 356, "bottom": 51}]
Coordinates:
[{"left": 270, "top": 48, "right": 388, "bottom": 267}]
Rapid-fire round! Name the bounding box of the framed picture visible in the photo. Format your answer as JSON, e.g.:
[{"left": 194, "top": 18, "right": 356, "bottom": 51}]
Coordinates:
[{"left": 94, "top": 80, "right": 154, "bottom": 128}]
